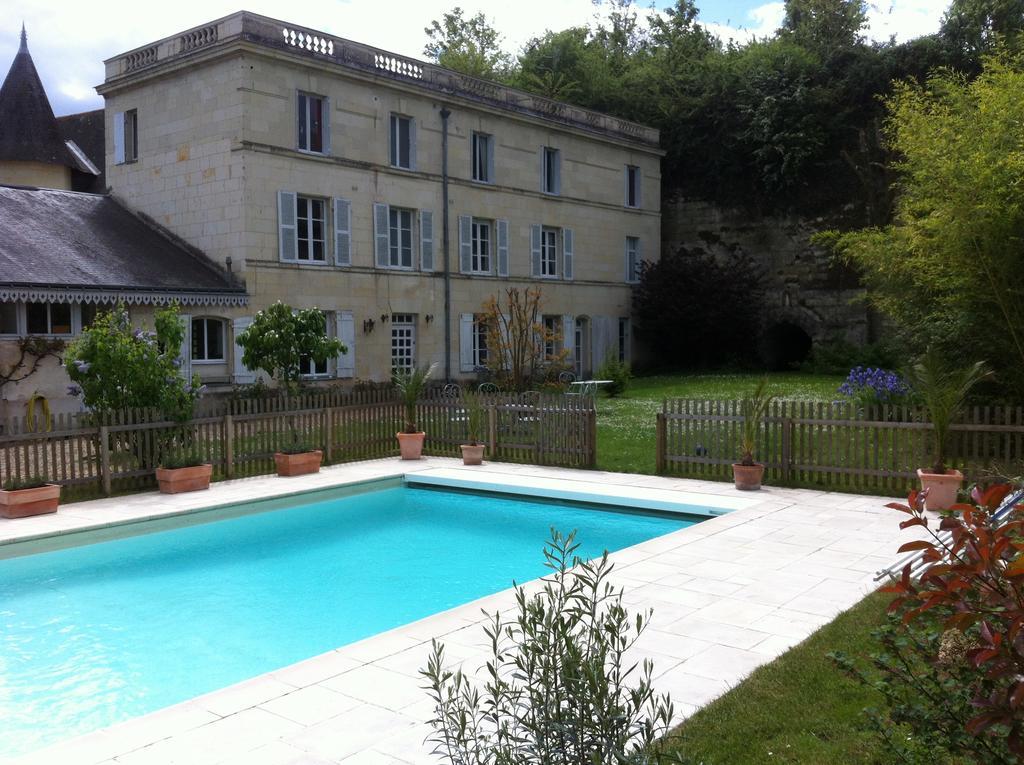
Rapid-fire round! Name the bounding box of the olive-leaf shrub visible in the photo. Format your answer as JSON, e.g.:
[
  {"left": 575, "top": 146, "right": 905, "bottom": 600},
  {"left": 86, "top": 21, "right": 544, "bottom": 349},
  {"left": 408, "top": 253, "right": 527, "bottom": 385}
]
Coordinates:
[{"left": 421, "top": 529, "right": 683, "bottom": 764}]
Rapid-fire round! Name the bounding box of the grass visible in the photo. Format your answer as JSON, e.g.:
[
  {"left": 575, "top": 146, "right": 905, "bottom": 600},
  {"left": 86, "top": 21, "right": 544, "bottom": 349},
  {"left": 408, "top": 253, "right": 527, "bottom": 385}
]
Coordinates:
[
  {"left": 596, "top": 372, "right": 843, "bottom": 474},
  {"left": 660, "top": 590, "right": 950, "bottom": 765}
]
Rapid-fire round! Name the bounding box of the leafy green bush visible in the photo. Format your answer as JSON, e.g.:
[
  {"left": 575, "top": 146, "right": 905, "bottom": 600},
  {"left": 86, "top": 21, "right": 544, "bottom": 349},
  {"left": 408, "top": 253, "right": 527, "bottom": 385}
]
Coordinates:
[
  {"left": 157, "top": 452, "right": 207, "bottom": 470},
  {"left": 597, "top": 352, "right": 632, "bottom": 397},
  {"left": 3, "top": 476, "right": 51, "bottom": 491},
  {"left": 421, "top": 529, "right": 681, "bottom": 764},
  {"left": 801, "top": 337, "right": 901, "bottom": 375}
]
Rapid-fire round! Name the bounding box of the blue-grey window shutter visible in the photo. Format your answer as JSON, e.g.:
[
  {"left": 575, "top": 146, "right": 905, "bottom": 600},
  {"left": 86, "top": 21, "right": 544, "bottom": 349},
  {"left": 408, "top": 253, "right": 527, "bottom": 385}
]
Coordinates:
[
  {"left": 496, "top": 219, "right": 509, "bottom": 277},
  {"left": 334, "top": 198, "right": 351, "bottom": 266},
  {"left": 336, "top": 311, "right": 355, "bottom": 377},
  {"left": 420, "top": 210, "right": 434, "bottom": 271},
  {"left": 373, "top": 203, "right": 390, "bottom": 268},
  {"left": 487, "top": 137, "right": 495, "bottom": 183},
  {"left": 278, "top": 191, "right": 297, "bottom": 261},
  {"left": 409, "top": 119, "right": 417, "bottom": 171},
  {"left": 459, "top": 313, "right": 475, "bottom": 372},
  {"left": 554, "top": 150, "right": 562, "bottom": 195},
  {"left": 459, "top": 215, "right": 472, "bottom": 274},
  {"left": 113, "top": 112, "right": 125, "bottom": 164},
  {"left": 530, "top": 224, "right": 542, "bottom": 277},
  {"left": 563, "top": 227, "right": 574, "bottom": 281},
  {"left": 322, "top": 97, "right": 331, "bottom": 155},
  {"left": 232, "top": 317, "right": 256, "bottom": 383}
]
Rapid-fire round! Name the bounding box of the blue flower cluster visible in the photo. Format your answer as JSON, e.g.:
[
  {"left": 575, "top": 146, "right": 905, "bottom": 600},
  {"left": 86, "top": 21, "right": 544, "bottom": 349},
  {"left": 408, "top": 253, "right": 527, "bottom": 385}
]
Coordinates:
[{"left": 838, "top": 366, "right": 911, "bottom": 405}]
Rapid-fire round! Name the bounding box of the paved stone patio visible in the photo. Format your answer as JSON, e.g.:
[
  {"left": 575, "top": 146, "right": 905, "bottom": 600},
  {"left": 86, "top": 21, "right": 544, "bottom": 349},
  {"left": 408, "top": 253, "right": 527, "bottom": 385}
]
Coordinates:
[{"left": 3, "top": 458, "right": 908, "bottom": 765}]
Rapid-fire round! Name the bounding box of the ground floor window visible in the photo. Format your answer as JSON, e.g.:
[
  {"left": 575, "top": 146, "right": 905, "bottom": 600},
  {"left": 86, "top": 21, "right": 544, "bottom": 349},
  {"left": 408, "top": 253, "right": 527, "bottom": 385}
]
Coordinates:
[
  {"left": 191, "top": 318, "right": 226, "bottom": 362},
  {"left": 0, "top": 303, "right": 17, "bottom": 335},
  {"left": 618, "top": 317, "right": 630, "bottom": 363},
  {"left": 472, "top": 315, "right": 489, "bottom": 368},
  {"left": 543, "top": 315, "right": 560, "bottom": 360},
  {"left": 391, "top": 313, "right": 416, "bottom": 372},
  {"left": 26, "top": 301, "right": 72, "bottom": 336},
  {"left": 299, "top": 311, "right": 330, "bottom": 376}
]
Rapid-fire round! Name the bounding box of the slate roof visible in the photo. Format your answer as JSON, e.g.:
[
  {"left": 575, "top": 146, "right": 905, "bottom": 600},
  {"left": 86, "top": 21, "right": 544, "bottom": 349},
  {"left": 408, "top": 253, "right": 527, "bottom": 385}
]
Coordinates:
[
  {"left": 0, "top": 185, "right": 246, "bottom": 305},
  {"left": 0, "top": 27, "right": 75, "bottom": 168}
]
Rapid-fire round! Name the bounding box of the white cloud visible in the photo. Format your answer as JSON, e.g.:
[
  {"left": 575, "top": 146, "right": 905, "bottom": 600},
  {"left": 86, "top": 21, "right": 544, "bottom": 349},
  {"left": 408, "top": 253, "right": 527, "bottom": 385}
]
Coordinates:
[{"left": 702, "top": 2, "right": 787, "bottom": 44}]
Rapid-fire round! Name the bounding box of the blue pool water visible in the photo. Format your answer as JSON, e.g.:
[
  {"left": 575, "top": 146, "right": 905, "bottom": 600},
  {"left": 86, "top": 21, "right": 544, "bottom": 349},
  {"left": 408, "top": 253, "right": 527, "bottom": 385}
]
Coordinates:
[{"left": 0, "top": 485, "right": 697, "bottom": 757}]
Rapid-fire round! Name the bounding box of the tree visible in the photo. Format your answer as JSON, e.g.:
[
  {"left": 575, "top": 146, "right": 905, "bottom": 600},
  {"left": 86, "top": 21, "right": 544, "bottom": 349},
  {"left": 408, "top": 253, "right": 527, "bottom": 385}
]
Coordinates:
[
  {"left": 780, "top": 0, "right": 869, "bottom": 57},
  {"left": 828, "top": 53, "right": 1024, "bottom": 396},
  {"left": 942, "top": 0, "right": 1024, "bottom": 69},
  {"left": 479, "top": 287, "right": 568, "bottom": 391},
  {"left": 424, "top": 7, "right": 513, "bottom": 80}
]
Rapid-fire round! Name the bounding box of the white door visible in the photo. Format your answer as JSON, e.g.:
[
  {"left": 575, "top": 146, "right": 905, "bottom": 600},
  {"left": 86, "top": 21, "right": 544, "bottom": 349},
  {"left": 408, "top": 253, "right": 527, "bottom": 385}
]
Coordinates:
[{"left": 391, "top": 313, "right": 416, "bottom": 373}]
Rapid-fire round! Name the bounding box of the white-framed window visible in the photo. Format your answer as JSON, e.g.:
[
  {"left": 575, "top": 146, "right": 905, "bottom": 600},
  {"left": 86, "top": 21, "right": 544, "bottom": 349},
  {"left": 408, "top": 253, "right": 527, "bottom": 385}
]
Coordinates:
[
  {"left": 388, "top": 208, "right": 415, "bottom": 268},
  {"left": 472, "top": 132, "right": 493, "bottom": 183},
  {"left": 297, "top": 196, "right": 327, "bottom": 262},
  {"left": 471, "top": 219, "right": 492, "bottom": 273},
  {"left": 542, "top": 146, "right": 560, "bottom": 195},
  {"left": 114, "top": 109, "right": 138, "bottom": 165},
  {"left": 389, "top": 114, "right": 413, "bottom": 169},
  {"left": 540, "top": 227, "right": 558, "bottom": 278},
  {"left": 625, "top": 165, "right": 641, "bottom": 208},
  {"left": 625, "top": 236, "right": 640, "bottom": 283},
  {"left": 391, "top": 313, "right": 416, "bottom": 372},
  {"left": 191, "top": 318, "right": 226, "bottom": 363},
  {"left": 543, "top": 315, "right": 560, "bottom": 359},
  {"left": 297, "top": 92, "right": 326, "bottom": 153},
  {"left": 472, "top": 315, "right": 489, "bottom": 368},
  {"left": 26, "top": 301, "right": 72, "bottom": 336},
  {"left": 618, "top": 317, "right": 630, "bottom": 363}
]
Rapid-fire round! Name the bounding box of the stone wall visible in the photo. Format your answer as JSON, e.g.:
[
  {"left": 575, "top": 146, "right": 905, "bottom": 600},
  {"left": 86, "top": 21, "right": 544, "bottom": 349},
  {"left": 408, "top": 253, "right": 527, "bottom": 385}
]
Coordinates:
[{"left": 662, "top": 196, "right": 873, "bottom": 367}]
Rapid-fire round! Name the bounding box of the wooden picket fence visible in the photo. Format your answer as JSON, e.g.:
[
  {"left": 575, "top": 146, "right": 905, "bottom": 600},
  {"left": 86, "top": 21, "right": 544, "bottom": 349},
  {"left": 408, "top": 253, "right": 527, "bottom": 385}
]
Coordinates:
[
  {"left": 656, "top": 399, "right": 1024, "bottom": 495},
  {"left": 0, "top": 389, "right": 596, "bottom": 500}
]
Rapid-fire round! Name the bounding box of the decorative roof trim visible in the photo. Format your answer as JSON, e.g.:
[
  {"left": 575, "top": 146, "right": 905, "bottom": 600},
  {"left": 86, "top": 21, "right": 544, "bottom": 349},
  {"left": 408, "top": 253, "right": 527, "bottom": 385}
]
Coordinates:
[{"left": 0, "top": 286, "right": 248, "bottom": 307}]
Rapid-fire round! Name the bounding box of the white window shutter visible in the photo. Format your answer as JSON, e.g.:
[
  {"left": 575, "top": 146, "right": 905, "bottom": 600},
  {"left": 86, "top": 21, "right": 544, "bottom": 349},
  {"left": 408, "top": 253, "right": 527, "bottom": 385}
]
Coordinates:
[
  {"left": 624, "top": 166, "right": 630, "bottom": 206},
  {"left": 554, "top": 151, "right": 561, "bottom": 195},
  {"left": 459, "top": 313, "right": 475, "bottom": 372},
  {"left": 530, "top": 224, "right": 541, "bottom": 277},
  {"left": 336, "top": 311, "right": 355, "bottom": 378},
  {"left": 113, "top": 112, "right": 125, "bottom": 165},
  {"left": 591, "top": 316, "right": 606, "bottom": 371},
  {"left": 624, "top": 238, "right": 632, "bottom": 282},
  {"left": 458, "top": 215, "right": 472, "bottom": 274},
  {"left": 496, "top": 219, "right": 509, "bottom": 277},
  {"left": 278, "top": 191, "right": 298, "bottom": 261},
  {"left": 539, "top": 147, "right": 545, "bottom": 192},
  {"left": 373, "top": 203, "right": 390, "bottom": 268},
  {"left": 322, "top": 97, "right": 331, "bottom": 155},
  {"left": 562, "top": 314, "right": 574, "bottom": 362},
  {"left": 563, "top": 228, "right": 574, "bottom": 281},
  {"left": 487, "top": 138, "right": 495, "bottom": 183},
  {"left": 420, "top": 210, "right": 434, "bottom": 271},
  {"left": 636, "top": 167, "right": 642, "bottom": 208},
  {"left": 178, "top": 314, "right": 192, "bottom": 382},
  {"left": 232, "top": 317, "right": 256, "bottom": 384},
  {"left": 636, "top": 238, "right": 642, "bottom": 278},
  {"left": 409, "top": 119, "right": 417, "bottom": 171},
  {"left": 334, "top": 198, "right": 351, "bottom": 266}
]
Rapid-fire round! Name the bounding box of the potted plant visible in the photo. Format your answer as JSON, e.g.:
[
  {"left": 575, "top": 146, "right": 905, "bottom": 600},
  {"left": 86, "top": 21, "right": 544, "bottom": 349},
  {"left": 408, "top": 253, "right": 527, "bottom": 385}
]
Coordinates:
[
  {"left": 0, "top": 476, "right": 60, "bottom": 518},
  {"left": 460, "top": 391, "right": 486, "bottom": 465},
  {"left": 235, "top": 302, "right": 344, "bottom": 477},
  {"left": 904, "top": 347, "right": 990, "bottom": 511},
  {"left": 732, "top": 379, "right": 774, "bottom": 490},
  {"left": 155, "top": 448, "right": 213, "bottom": 494},
  {"left": 394, "top": 363, "right": 437, "bottom": 460}
]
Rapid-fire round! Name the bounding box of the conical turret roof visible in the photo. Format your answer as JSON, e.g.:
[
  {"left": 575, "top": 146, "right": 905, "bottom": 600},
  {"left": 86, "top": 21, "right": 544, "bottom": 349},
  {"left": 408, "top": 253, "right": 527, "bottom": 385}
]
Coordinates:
[{"left": 0, "top": 26, "right": 74, "bottom": 166}]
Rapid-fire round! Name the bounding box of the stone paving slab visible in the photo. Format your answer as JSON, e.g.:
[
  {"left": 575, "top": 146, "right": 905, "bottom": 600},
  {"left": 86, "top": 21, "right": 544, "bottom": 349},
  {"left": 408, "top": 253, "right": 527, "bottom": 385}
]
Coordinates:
[{"left": 3, "top": 458, "right": 914, "bottom": 765}]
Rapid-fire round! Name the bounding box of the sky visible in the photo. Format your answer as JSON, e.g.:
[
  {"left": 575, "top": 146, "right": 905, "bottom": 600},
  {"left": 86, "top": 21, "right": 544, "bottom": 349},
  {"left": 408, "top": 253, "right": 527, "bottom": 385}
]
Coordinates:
[{"left": 2, "top": 0, "right": 950, "bottom": 117}]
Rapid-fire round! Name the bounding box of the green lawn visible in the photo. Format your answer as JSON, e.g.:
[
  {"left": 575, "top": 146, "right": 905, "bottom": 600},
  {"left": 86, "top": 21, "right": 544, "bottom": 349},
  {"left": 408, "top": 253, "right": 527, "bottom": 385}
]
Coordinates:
[{"left": 596, "top": 372, "right": 843, "bottom": 474}]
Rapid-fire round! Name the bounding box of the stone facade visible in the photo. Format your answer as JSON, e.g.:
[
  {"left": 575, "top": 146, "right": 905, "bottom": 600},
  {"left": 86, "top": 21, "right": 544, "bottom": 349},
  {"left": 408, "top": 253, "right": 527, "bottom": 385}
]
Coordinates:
[
  {"left": 0, "top": 160, "right": 70, "bottom": 189},
  {"left": 98, "top": 12, "right": 661, "bottom": 386}
]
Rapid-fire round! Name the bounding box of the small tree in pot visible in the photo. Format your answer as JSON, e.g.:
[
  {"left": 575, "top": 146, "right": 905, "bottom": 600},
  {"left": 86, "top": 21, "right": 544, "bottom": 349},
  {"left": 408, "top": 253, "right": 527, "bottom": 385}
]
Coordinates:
[
  {"left": 733, "top": 379, "right": 775, "bottom": 490},
  {"left": 394, "top": 363, "right": 437, "bottom": 460},
  {"left": 904, "top": 347, "right": 990, "bottom": 510},
  {"left": 460, "top": 391, "right": 486, "bottom": 465},
  {"left": 235, "top": 302, "right": 345, "bottom": 476}
]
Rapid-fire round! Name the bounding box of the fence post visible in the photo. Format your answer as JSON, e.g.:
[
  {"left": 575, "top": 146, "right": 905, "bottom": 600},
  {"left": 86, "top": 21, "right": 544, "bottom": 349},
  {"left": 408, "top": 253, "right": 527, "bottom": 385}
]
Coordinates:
[
  {"left": 99, "top": 425, "right": 111, "bottom": 496},
  {"left": 656, "top": 412, "right": 666, "bottom": 474},
  {"left": 323, "top": 408, "right": 334, "bottom": 463},
  {"left": 587, "top": 407, "right": 597, "bottom": 468},
  {"left": 781, "top": 416, "right": 794, "bottom": 483},
  {"left": 488, "top": 405, "right": 497, "bottom": 458},
  {"left": 224, "top": 414, "right": 234, "bottom": 478}
]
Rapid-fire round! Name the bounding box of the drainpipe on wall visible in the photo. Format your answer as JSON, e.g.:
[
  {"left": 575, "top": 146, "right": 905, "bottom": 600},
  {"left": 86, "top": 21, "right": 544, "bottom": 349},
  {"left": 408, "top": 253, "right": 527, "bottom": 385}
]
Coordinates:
[{"left": 440, "top": 106, "right": 452, "bottom": 382}]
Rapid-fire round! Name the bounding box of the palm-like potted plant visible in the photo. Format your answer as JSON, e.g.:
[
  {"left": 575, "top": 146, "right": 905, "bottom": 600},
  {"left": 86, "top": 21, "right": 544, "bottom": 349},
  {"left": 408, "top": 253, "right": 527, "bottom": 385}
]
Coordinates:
[
  {"left": 904, "top": 347, "right": 990, "bottom": 510},
  {"left": 236, "top": 302, "right": 345, "bottom": 476},
  {"left": 394, "top": 363, "right": 437, "bottom": 460},
  {"left": 733, "top": 379, "right": 775, "bottom": 490},
  {"left": 460, "top": 391, "right": 486, "bottom": 465},
  {"left": 0, "top": 476, "right": 60, "bottom": 518}
]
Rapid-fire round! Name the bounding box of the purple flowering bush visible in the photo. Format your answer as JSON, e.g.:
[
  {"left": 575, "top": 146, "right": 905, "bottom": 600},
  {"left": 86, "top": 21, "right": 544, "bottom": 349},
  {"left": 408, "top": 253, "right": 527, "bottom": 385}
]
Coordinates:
[
  {"left": 63, "top": 303, "right": 202, "bottom": 422},
  {"left": 838, "top": 366, "right": 912, "bottom": 409}
]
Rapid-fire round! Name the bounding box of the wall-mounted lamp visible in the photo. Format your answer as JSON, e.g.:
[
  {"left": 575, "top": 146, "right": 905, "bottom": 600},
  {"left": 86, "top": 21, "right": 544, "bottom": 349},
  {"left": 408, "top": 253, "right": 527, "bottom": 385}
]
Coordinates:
[
  {"left": 424, "top": 314, "right": 433, "bottom": 324},
  {"left": 363, "top": 318, "right": 375, "bottom": 334},
  {"left": 380, "top": 314, "right": 390, "bottom": 324}
]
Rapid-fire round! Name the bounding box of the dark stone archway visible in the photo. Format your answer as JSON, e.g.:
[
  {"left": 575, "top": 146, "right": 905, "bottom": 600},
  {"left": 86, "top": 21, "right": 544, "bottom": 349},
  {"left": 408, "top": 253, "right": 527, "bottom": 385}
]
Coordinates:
[{"left": 761, "top": 322, "right": 813, "bottom": 371}]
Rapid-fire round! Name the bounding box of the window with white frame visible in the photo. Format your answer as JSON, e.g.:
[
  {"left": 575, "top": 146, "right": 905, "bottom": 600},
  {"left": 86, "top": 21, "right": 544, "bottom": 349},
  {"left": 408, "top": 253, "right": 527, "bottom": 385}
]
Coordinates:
[
  {"left": 191, "top": 318, "right": 226, "bottom": 362},
  {"left": 625, "top": 236, "right": 640, "bottom": 283},
  {"left": 300, "top": 311, "right": 330, "bottom": 376},
  {"left": 625, "top": 165, "right": 641, "bottom": 208},
  {"left": 541, "top": 227, "right": 559, "bottom": 278},
  {"left": 471, "top": 219, "right": 492, "bottom": 273},
  {"left": 542, "top": 146, "right": 560, "bottom": 194},
  {"left": 618, "top": 317, "right": 630, "bottom": 363},
  {"left": 26, "top": 302, "right": 72, "bottom": 336},
  {"left": 297, "top": 92, "right": 326, "bottom": 153},
  {"left": 543, "top": 315, "right": 560, "bottom": 360},
  {"left": 472, "top": 132, "right": 493, "bottom": 183},
  {"left": 472, "top": 315, "right": 489, "bottom": 368},
  {"left": 389, "top": 114, "right": 413, "bottom": 169},
  {"left": 0, "top": 303, "right": 17, "bottom": 335},
  {"left": 297, "top": 196, "right": 327, "bottom": 262},
  {"left": 388, "top": 208, "right": 414, "bottom": 268},
  {"left": 391, "top": 313, "right": 416, "bottom": 372}
]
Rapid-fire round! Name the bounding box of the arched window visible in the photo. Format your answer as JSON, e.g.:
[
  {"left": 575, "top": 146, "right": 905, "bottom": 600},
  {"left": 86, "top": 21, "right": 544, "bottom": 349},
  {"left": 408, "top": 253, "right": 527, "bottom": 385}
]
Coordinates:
[{"left": 191, "top": 317, "right": 226, "bottom": 362}]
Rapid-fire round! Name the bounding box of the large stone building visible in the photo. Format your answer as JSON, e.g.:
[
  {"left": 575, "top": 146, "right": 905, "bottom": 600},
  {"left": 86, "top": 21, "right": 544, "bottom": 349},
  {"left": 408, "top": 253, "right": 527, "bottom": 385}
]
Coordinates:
[{"left": 97, "top": 12, "right": 661, "bottom": 386}]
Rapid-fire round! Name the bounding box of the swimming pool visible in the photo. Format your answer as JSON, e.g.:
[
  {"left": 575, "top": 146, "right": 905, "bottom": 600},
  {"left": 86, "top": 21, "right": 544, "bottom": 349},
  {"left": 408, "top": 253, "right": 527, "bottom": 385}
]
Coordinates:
[{"left": 0, "top": 483, "right": 703, "bottom": 757}]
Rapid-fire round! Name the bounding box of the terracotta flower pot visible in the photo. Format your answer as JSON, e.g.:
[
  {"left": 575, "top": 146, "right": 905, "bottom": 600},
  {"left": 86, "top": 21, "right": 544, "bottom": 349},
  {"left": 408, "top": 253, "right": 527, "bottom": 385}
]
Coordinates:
[
  {"left": 461, "top": 443, "right": 485, "bottom": 465},
  {"left": 732, "top": 463, "right": 765, "bottom": 491},
  {"left": 397, "top": 432, "right": 425, "bottom": 460},
  {"left": 917, "top": 468, "right": 963, "bottom": 511},
  {"left": 0, "top": 483, "right": 60, "bottom": 518},
  {"left": 155, "top": 464, "right": 213, "bottom": 494},
  {"left": 274, "top": 450, "right": 322, "bottom": 477}
]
